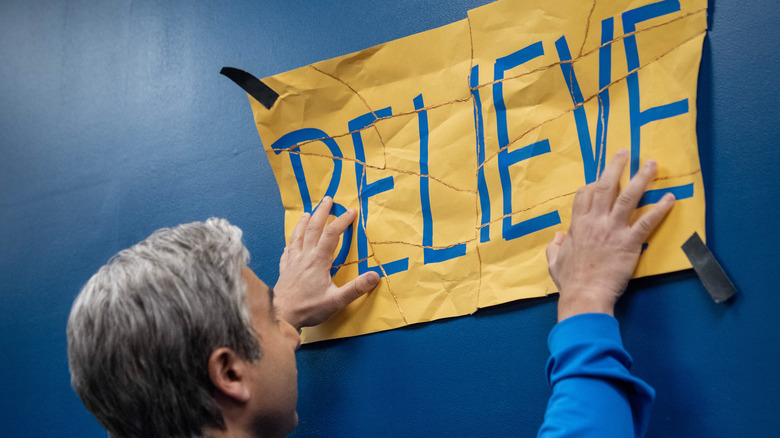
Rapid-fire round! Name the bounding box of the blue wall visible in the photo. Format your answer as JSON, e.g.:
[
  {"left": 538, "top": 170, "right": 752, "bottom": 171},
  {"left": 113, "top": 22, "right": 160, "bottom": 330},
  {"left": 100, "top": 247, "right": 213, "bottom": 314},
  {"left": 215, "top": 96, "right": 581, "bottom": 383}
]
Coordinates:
[{"left": 1, "top": 0, "right": 778, "bottom": 436}]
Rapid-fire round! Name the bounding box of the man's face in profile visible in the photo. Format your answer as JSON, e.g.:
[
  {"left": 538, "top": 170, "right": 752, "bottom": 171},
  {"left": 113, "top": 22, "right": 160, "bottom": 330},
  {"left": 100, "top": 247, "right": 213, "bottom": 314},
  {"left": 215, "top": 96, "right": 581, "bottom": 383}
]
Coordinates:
[{"left": 241, "top": 267, "right": 301, "bottom": 436}]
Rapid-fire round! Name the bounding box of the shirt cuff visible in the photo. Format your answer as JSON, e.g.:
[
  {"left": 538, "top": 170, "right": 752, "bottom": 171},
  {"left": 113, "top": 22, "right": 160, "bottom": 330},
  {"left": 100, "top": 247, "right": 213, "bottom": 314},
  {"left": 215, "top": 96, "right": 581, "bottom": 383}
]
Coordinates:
[{"left": 548, "top": 313, "right": 622, "bottom": 354}]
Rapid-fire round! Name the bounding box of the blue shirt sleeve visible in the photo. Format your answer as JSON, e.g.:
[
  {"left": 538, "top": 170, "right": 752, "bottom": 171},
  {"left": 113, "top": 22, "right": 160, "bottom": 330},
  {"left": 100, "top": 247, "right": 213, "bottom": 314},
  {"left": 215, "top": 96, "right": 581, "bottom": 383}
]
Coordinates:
[{"left": 537, "top": 313, "right": 655, "bottom": 438}]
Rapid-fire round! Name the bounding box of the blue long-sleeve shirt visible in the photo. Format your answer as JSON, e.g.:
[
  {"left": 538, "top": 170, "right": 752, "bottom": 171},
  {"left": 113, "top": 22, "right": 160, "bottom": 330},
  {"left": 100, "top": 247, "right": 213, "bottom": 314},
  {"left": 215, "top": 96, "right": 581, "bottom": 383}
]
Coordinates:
[{"left": 537, "top": 313, "right": 655, "bottom": 438}]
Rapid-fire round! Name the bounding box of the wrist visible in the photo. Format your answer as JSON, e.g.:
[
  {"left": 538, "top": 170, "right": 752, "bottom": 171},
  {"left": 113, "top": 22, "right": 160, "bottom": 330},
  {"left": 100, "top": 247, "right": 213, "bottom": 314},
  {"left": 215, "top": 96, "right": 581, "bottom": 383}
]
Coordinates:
[
  {"left": 283, "top": 313, "right": 303, "bottom": 332},
  {"left": 273, "top": 294, "right": 302, "bottom": 331},
  {"left": 557, "top": 290, "right": 616, "bottom": 322}
]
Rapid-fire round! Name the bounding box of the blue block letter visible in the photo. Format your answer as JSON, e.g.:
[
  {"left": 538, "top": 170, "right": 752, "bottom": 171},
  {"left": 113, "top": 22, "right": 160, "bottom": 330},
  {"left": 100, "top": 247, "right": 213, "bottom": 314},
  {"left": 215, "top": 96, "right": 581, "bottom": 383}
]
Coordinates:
[
  {"left": 414, "top": 94, "right": 467, "bottom": 264},
  {"left": 270, "top": 128, "right": 352, "bottom": 275},
  {"left": 493, "top": 42, "right": 562, "bottom": 241},
  {"left": 349, "top": 109, "right": 409, "bottom": 277}
]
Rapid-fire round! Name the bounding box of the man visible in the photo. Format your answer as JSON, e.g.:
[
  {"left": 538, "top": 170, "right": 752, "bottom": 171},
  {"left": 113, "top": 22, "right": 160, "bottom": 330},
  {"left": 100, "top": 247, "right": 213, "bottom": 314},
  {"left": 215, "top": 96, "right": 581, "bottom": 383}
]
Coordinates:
[
  {"left": 67, "top": 149, "right": 673, "bottom": 437},
  {"left": 67, "top": 199, "right": 378, "bottom": 438}
]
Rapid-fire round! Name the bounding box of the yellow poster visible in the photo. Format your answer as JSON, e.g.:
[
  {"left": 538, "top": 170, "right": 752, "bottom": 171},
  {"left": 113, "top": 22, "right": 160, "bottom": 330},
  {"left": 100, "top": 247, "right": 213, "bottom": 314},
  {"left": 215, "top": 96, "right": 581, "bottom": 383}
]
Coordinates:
[{"left": 245, "top": 0, "right": 708, "bottom": 343}]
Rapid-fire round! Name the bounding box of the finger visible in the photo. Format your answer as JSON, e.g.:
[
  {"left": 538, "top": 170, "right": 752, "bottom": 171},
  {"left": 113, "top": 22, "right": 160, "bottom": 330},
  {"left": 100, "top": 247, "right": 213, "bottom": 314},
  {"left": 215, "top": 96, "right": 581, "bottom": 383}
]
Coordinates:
[
  {"left": 613, "top": 160, "right": 657, "bottom": 223},
  {"left": 545, "top": 232, "right": 564, "bottom": 265},
  {"left": 553, "top": 231, "right": 565, "bottom": 245},
  {"left": 316, "top": 208, "right": 357, "bottom": 262},
  {"left": 630, "top": 192, "right": 675, "bottom": 242},
  {"left": 334, "top": 271, "right": 381, "bottom": 309},
  {"left": 288, "top": 212, "right": 311, "bottom": 252},
  {"left": 571, "top": 185, "right": 594, "bottom": 216},
  {"left": 302, "top": 197, "right": 333, "bottom": 250},
  {"left": 279, "top": 247, "right": 289, "bottom": 267},
  {"left": 591, "top": 148, "right": 629, "bottom": 212}
]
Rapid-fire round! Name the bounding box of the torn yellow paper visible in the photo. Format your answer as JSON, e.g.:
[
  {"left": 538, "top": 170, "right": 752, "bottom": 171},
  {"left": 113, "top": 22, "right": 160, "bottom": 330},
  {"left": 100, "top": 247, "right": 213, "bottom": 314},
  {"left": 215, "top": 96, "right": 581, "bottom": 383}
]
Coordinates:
[{"left": 247, "top": 0, "right": 708, "bottom": 343}]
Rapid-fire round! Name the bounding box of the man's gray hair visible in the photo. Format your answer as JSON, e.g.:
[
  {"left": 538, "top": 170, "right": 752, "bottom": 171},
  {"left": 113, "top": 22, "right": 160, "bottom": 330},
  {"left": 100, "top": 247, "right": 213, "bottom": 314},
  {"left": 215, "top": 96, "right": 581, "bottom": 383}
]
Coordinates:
[{"left": 67, "top": 218, "right": 261, "bottom": 438}]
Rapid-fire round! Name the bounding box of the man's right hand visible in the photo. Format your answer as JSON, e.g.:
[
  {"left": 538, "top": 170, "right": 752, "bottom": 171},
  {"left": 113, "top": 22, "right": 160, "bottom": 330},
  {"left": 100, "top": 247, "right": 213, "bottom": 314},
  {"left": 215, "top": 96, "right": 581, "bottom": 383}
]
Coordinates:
[
  {"left": 545, "top": 149, "right": 676, "bottom": 322},
  {"left": 273, "top": 196, "right": 381, "bottom": 331}
]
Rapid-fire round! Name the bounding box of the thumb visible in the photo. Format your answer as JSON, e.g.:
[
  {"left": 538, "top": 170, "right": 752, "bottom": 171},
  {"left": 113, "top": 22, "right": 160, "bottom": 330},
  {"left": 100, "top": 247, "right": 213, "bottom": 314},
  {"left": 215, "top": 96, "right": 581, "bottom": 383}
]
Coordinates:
[
  {"left": 336, "top": 271, "right": 381, "bottom": 307},
  {"left": 546, "top": 232, "right": 565, "bottom": 264}
]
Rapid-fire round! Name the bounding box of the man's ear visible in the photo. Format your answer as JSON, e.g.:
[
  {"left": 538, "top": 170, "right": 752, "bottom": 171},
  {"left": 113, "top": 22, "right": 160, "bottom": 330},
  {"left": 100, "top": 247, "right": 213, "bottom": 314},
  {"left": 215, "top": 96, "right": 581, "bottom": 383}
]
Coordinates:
[{"left": 208, "top": 347, "right": 251, "bottom": 403}]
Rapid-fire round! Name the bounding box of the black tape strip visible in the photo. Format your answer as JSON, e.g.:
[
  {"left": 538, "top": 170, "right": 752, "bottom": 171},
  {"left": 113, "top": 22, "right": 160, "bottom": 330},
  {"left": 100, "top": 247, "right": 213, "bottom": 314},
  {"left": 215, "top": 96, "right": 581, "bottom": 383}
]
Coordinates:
[
  {"left": 220, "top": 67, "right": 279, "bottom": 110},
  {"left": 681, "top": 232, "right": 736, "bottom": 303}
]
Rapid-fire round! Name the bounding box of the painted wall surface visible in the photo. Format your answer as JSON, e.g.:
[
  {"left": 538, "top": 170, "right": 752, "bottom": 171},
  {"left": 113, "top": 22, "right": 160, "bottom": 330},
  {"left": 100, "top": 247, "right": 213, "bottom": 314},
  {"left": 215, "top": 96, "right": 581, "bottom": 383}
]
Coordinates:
[{"left": 1, "top": 1, "right": 777, "bottom": 436}]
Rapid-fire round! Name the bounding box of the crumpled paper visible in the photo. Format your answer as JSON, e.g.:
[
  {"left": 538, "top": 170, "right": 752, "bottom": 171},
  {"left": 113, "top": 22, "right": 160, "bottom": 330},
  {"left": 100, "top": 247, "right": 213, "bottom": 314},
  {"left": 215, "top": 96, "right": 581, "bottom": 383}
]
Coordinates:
[{"left": 247, "top": 0, "right": 707, "bottom": 343}]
